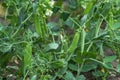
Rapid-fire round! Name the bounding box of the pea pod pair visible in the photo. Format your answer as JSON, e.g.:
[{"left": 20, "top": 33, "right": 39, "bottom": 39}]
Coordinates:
[
  {"left": 67, "top": 31, "right": 80, "bottom": 54},
  {"left": 33, "top": 3, "right": 48, "bottom": 40}
]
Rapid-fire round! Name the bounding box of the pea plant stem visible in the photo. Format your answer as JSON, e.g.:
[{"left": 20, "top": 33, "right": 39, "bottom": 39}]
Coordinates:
[
  {"left": 95, "top": 19, "right": 103, "bottom": 38},
  {"left": 76, "top": 59, "right": 85, "bottom": 79}
]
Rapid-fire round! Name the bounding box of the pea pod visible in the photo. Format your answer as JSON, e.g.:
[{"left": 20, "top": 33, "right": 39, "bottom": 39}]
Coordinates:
[
  {"left": 34, "top": 13, "right": 43, "bottom": 38},
  {"left": 33, "top": 3, "right": 48, "bottom": 40},
  {"left": 81, "top": 29, "right": 86, "bottom": 55},
  {"left": 67, "top": 31, "right": 80, "bottom": 53},
  {"left": 24, "top": 42, "right": 32, "bottom": 72},
  {"left": 39, "top": 10, "right": 48, "bottom": 38}
]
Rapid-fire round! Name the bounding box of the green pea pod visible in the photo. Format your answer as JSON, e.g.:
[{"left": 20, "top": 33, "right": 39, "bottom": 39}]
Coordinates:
[
  {"left": 67, "top": 31, "right": 80, "bottom": 53},
  {"left": 34, "top": 13, "right": 43, "bottom": 39},
  {"left": 33, "top": 3, "right": 42, "bottom": 38},
  {"left": 81, "top": 29, "right": 86, "bottom": 55},
  {"left": 24, "top": 42, "right": 32, "bottom": 71},
  {"left": 33, "top": 3, "right": 48, "bottom": 40},
  {"left": 39, "top": 7, "right": 48, "bottom": 38}
]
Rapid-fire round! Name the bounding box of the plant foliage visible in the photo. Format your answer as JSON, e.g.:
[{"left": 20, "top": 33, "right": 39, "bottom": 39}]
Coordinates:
[{"left": 0, "top": 0, "right": 120, "bottom": 80}]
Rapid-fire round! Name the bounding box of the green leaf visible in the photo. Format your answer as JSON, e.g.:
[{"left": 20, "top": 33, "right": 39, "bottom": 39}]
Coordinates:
[
  {"left": 31, "top": 75, "right": 37, "bottom": 80},
  {"left": 44, "top": 42, "right": 59, "bottom": 52},
  {"left": 103, "top": 63, "right": 113, "bottom": 69},
  {"left": 68, "top": 0, "right": 77, "bottom": 9},
  {"left": 103, "top": 56, "right": 117, "bottom": 63},
  {"left": 52, "top": 59, "right": 67, "bottom": 69},
  {"left": 47, "top": 22, "right": 57, "bottom": 29},
  {"left": 64, "top": 18, "right": 74, "bottom": 28},
  {"left": 48, "top": 42, "right": 59, "bottom": 50},
  {"left": 116, "top": 64, "right": 120, "bottom": 72},
  {"left": 80, "top": 15, "right": 88, "bottom": 25},
  {"left": 68, "top": 63, "right": 77, "bottom": 71},
  {"left": 76, "top": 75, "right": 86, "bottom": 80},
  {"left": 0, "top": 43, "right": 12, "bottom": 52},
  {"left": 32, "top": 32, "right": 39, "bottom": 38},
  {"left": 92, "top": 71, "right": 104, "bottom": 77},
  {"left": 114, "top": 30, "right": 120, "bottom": 41},
  {"left": 57, "top": 66, "right": 68, "bottom": 75},
  {"left": 81, "top": 63, "right": 97, "bottom": 72},
  {"left": 0, "top": 23, "right": 4, "bottom": 31},
  {"left": 112, "top": 18, "right": 120, "bottom": 30},
  {"left": 65, "top": 71, "right": 75, "bottom": 80}
]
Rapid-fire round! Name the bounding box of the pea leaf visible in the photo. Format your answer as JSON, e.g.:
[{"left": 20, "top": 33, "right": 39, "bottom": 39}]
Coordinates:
[
  {"left": 103, "top": 56, "right": 117, "bottom": 63},
  {"left": 103, "top": 62, "right": 113, "bottom": 69},
  {"left": 0, "top": 43, "right": 12, "bottom": 52},
  {"left": 44, "top": 42, "right": 59, "bottom": 51},
  {"left": 51, "top": 59, "right": 67, "bottom": 69},
  {"left": 31, "top": 75, "right": 37, "bottom": 80},
  {"left": 68, "top": 63, "right": 77, "bottom": 71},
  {"left": 76, "top": 75, "right": 86, "bottom": 80},
  {"left": 65, "top": 71, "right": 75, "bottom": 80},
  {"left": 116, "top": 64, "right": 120, "bottom": 72},
  {"left": 92, "top": 71, "right": 104, "bottom": 77},
  {"left": 49, "top": 42, "right": 59, "bottom": 49},
  {"left": 68, "top": 0, "right": 77, "bottom": 9},
  {"left": 81, "top": 63, "right": 97, "bottom": 72}
]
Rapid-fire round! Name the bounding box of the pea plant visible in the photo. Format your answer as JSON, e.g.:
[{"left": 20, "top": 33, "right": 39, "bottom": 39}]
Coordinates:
[{"left": 0, "top": 0, "right": 120, "bottom": 80}]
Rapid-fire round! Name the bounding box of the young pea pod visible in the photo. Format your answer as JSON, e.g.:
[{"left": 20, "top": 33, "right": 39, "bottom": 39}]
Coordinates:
[
  {"left": 24, "top": 42, "right": 32, "bottom": 73},
  {"left": 81, "top": 29, "right": 86, "bottom": 55},
  {"left": 39, "top": 9, "right": 48, "bottom": 38},
  {"left": 67, "top": 31, "right": 80, "bottom": 53},
  {"left": 34, "top": 13, "right": 43, "bottom": 38},
  {"left": 33, "top": 2, "right": 43, "bottom": 39}
]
